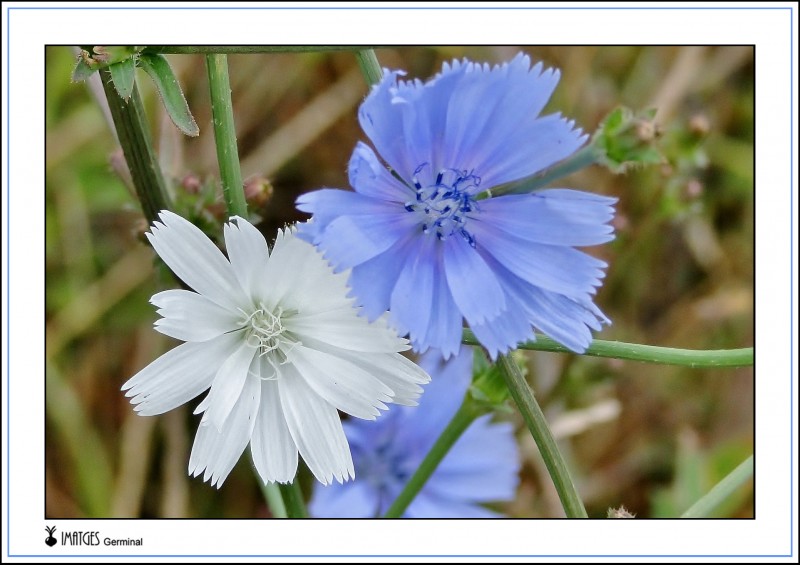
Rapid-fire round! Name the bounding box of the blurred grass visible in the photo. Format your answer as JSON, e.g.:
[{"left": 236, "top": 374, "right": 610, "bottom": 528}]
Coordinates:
[{"left": 44, "top": 46, "right": 753, "bottom": 518}]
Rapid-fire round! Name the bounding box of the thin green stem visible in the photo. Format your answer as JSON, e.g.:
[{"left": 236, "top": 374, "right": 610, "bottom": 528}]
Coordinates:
[
  {"left": 463, "top": 330, "right": 753, "bottom": 368},
  {"left": 383, "top": 396, "right": 485, "bottom": 518},
  {"left": 277, "top": 480, "right": 307, "bottom": 519},
  {"left": 259, "top": 482, "right": 287, "bottom": 519},
  {"left": 355, "top": 49, "right": 383, "bottom": 86},
  {"left": 100, "top": 69, "right": 172, "bottom": 223},
  {"left": 205, "top": 54, "right": 247, "bottom": 218},
  {"left": 681, "top": 455, "right": 753, "bottom": 518},
  {"left": 498, "top": 354, "right": 588, "bottom": 518},
  {"left": 491, "top": 146, "right": 598, "bottom": 196},
  {"left": 149, "top": 46, "right": 378, "bottom": 55}
]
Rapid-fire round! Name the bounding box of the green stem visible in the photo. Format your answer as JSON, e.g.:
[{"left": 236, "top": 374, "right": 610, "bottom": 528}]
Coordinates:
[
  {"left": 491, "top": 145, "right": 598, "bottom": 196},
  {"left": 259, "top": 482, "right": 287, "bottom": 518},
  {"left": 462, "top": 330, "right": 753, "bottom": 368},
  {"left": 205, "top": 54, "right": 247, "bottom": 218},
  {"left": 278, "top": 480, "right": 307, "bottom": 519},
  {"left": 498, "top": 354, "right": 588, "bottom": 518},
  {"left": 100, "top": 69, "right": 172, "bottom": 223},
  {"left": 355, "top": 49, "right": 383, "bottom": 86},
  {"left": 149, "top": 46, "right": 378, "bottom": 55},
  {"left": 681, "top": 455, "right": 753, "bottom": 518},
  {"left": 383, "top": 396, "right": 485, "bottom": 518}
]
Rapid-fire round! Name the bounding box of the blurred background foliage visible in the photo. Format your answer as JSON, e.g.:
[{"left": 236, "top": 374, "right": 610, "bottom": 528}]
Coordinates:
[{"left": 45, "top": 46, "right": 753, "bottom": 519}]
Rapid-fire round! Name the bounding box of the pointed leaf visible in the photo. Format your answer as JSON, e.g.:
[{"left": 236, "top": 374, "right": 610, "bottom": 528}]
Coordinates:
[
  {"left": 71, "top": 53, "right": 96, "bottom": 83},
  {"left": 109, "top": 58, "right": 136, "bottom": 101},
  {"left": 139, "top": 53, "right": 199, "bottom": 137}
]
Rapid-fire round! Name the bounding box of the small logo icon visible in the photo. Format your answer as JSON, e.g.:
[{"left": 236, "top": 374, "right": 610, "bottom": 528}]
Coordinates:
[{"left": 45, "top": 525, "right": 57, "bottom": 547}]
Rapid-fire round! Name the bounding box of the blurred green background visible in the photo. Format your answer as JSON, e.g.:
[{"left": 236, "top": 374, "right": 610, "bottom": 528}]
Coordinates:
[{"left": 45, "top": 46, "right": 754, "bottom": 518}]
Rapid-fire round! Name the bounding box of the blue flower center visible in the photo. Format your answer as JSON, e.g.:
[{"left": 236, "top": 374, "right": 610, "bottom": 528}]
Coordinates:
[
  {"left": 355, "top": 431, "right": 413, "bottom": 515},
  {"left": 404, "top": 164, "right": 480, "bottom": 247}
]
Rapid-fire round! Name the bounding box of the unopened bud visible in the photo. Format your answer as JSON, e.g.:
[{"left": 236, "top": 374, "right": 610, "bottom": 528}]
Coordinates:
[
  {"left": 244, "top": 175, "right": 274, "bottom": 208},
  {"left": 181, "top": 174, "right": 202, "bottom": 195},
  {"left": 689, "top": 114, "right": 711, "bottom": 137},
  {"left": 685, "top": 178, "right": 704, "bottom": 199},
  {"left": 635, "top": 119, "right": 660, "bottom": 142}
]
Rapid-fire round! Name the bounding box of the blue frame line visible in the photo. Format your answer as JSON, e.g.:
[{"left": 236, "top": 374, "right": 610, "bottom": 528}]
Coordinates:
[
  {"left": 5, "top": 3, "right": 10, "bottom": 561},
  {"left": 10, "top": 5, "right": 795, "bottom": 559}
]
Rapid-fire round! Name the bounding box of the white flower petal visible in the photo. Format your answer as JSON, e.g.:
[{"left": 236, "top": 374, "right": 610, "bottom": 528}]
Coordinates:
[
  {"left": 223, "top": 217, "right": 271, "bottom": 300},
  {"left": 151, "top": 289, "right": 242, "bottom": 342},
  {"left": 146, "top": 210, "right": 245, "bottom": 310},
  {"left": 285, "top": 309, "right": 408, "bottom": 353},
  {"left": 122, "top": 333, "right": 239, "bottom": 416},
  {"left": 260, "top": 228, "right": 351, "bottom": 313},
  {"left": 188, "top": 375, "right": 261, "bottom": 487},
  {"left": 250, "top": 370, "right": 298, "bottom": 484},
  {"left": 307, "top": 341, "right": 430, "bottom": 406},
  {"left": 203, "top": 341, "right": 257, "bottom": 431},
  {"left": 278, "top": 364, "right": 354, "bottom": 485},
  {"left": 288, "top": 344, "right": 393, "bottom": 420},
  {"left": 193, "top": 391, "right": 212, "bottom": 415}
]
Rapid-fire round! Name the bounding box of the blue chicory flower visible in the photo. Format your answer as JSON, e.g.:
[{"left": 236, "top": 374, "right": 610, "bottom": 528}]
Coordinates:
[
  {"left": 297, "top": 53, "right": 616, "bottom": 359},
  {"left": 308, "top": 347, "right": 520, "bottom": 518}
]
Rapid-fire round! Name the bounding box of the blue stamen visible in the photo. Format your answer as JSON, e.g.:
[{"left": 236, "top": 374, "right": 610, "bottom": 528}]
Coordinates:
[{"left": 403, "top": 163, "right": 481, "bottom": 246}]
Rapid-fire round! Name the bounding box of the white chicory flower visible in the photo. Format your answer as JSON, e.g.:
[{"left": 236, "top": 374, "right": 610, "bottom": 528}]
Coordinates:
[{"left": 122, "top": 211, "right": 430, "bottom": 487}]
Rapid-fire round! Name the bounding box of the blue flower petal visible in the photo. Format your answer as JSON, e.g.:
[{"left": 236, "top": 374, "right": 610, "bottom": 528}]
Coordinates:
[
  {"left": 405, "top": 492, "right": 503, "bottom": 518},
  {"left": 442, "top": 54, "right": 561, "bottom": 177},
  {"left": 348, "top": 142, "right": 413, "bottom": 201},
  {"left": 348, "top": 235, "right": 414, "bottom": 321},
  {"left": 389, "top": 236, "right": 437, "bottom": 345},
  {"left": 390, "top": 62, "right": 466, "bottom": 174},
  {"left": 308, "top": 480, "right": 379, "bottom": 518},
  {"left": 473, "top": 221, "right": 607, "bottom": 300},
  {"left": 476, "top": 113, "right": 587, "bottom": 188},
  {"left": 442, "top": 236, "right": 506, "bottom": 326},
  {"left": 311, "top": 212, "right": 417, "bottom": 272},
  {"left": 468, "top": 306, "right": 534, "bottom": 360},
  {"left": 418, "top": 270, "right": 464, "bottom": 360},
  {"left": 493, "top": 257, "right": 608, "bottom": 352},
  {"left": 358, "top": 70, "right": 420, "bottom": 179},
  {"left": 429, "top": 417, "right": 520, "bottom": 502},
  {"left": 296, "top": 188, "right": 400, "bottom": 227},
  {"left": 479, "top": 189, "right": 616, "bottom": 246}
]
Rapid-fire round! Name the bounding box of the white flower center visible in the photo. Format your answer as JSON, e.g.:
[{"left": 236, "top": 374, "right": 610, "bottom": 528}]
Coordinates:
[
  {"left": 238, "top": 305, "right": 300, "bottom": 380},
  {"left": 403, "top": 164, "right": 480, "bottom": 247}
]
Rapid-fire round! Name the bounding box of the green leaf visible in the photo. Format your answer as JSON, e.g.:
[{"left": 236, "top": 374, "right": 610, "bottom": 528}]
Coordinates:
[
  {"left": 71, "top": 53, "right": 97, "bottom": 83},
  {"left": 109, "top": 58, "right": 136, "bottom": 101},
  {"left": 138, "top": 53, "right": 199, "bottom": 137}
]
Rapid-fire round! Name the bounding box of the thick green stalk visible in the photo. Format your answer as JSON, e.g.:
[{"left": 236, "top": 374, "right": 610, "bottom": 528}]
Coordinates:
[
  {"left": 681, "top": 455, "right": 753, "bottom": 518},
  {"left": 383, "top": 396, "right": 485, "bottom": 518},
  {"left": 205, "top": 54, "right": 247, "bottom": 218},
  {"left": 149, "top": 46, "right": 377, "bottom": 55},
  {"left": 278, "top": 480, "right": 307, "bottom": 519},
  {"left": 100, "top": 69, "right": 172, "bottom": 223},
  {"left": 260, "top": 482, "right": 287, "bottom": 518},
  {"left": 492, "top": 146, "right": 598, "bottom": 196},
  {"left": 355, "top": 49, "right": 383, "bottom": 86},
  {"left": 498, "top": 354, "right": 588, "bottom": 518},
  {"left": 463, "top": 330, "right": 753, "bottom": 368}
]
